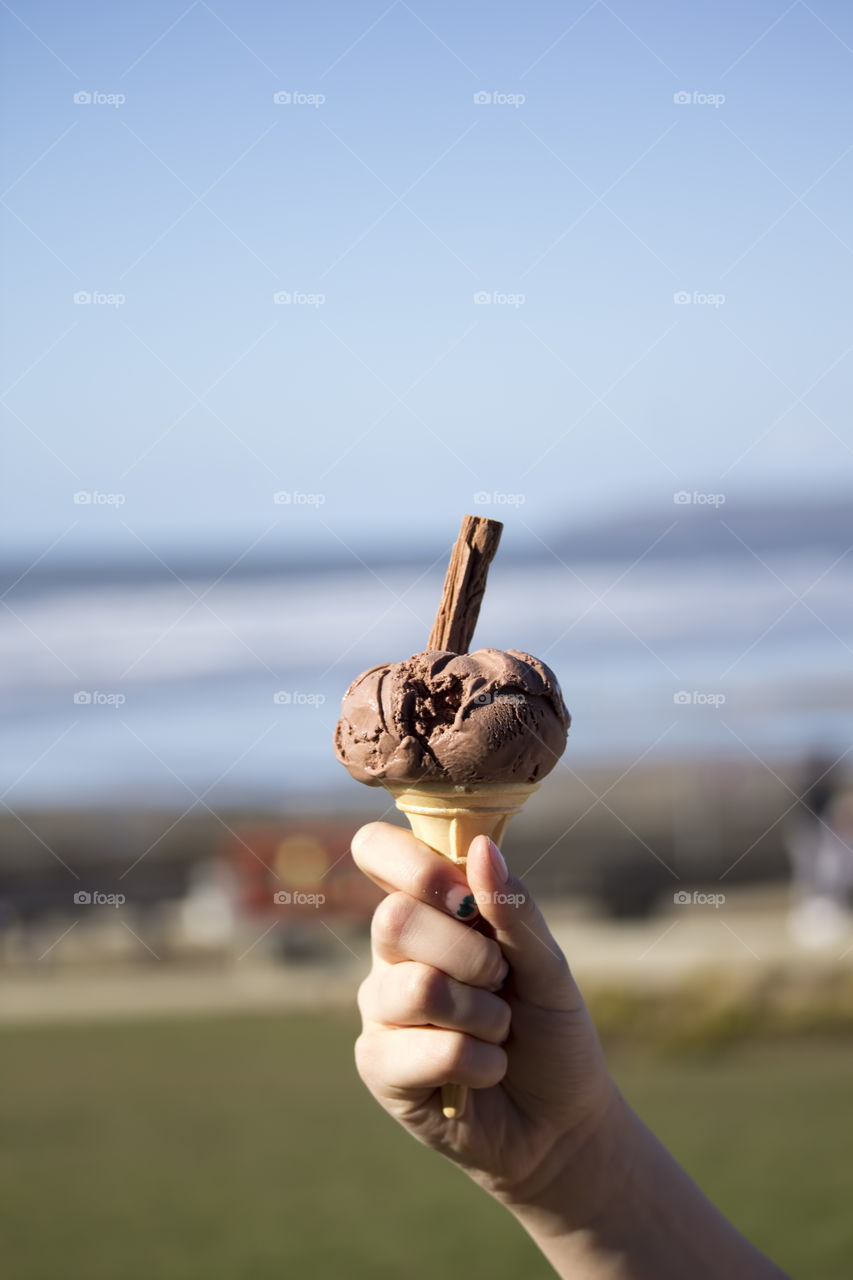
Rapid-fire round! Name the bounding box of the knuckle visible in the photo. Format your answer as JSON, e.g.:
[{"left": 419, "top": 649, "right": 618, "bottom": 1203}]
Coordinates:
[
  {"left": 427, "top": 1033, "right": 507, "bottom": 1087},
  {"left": 481, "top": 939, "right": 508, "bottom": 988},
  {"left": 405, "top": 862, "right": 442, "bottom": 903},
  {"left": 493, "top": 996, "right": 512, "bottom": 1042},
  {"left": 371, "top": 891, "right": 414, "bottom": 949},
  {"left": 353, "top": 1030, "right": 374, "bottom": 1078},
  {"left": 478, "top": 1042, "right": 509, "bottom": 1087},
  {"left": 425, "top": 1029, "right": 467, "bottom": 1077},
  {"left": 401, "top": 962, "right": 445, "bottom": 1021},
  {"left": 356, "top": 974, "right": 374, "bottom": 1021}
]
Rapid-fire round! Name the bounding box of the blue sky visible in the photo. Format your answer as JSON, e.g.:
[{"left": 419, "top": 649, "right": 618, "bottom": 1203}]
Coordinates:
[{"left": 3, "top": 0, "right": 853, "bottom": 560}]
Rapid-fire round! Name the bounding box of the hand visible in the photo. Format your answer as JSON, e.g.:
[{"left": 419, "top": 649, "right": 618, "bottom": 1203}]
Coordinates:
[
  {"left": 351, "top": 822, "right": 623, "bottom": 1218},
  {"left": 353, "top": 823, "right": 790, "bottom": 1279}
]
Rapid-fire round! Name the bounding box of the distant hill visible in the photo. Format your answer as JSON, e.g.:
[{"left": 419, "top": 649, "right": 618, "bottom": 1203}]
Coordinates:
[{"left": 548, "top": 497, "right": 852, "bottom": 564}]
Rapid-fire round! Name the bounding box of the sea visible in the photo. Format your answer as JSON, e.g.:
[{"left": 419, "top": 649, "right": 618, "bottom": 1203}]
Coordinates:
[{"left": 1, "top": 551, "right": 851, "bottom": 809}]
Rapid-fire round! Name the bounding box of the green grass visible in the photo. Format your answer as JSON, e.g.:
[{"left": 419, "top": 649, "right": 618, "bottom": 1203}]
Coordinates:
[{"left": 1, "top": 1013, "right": 850, "bottom": 1279}]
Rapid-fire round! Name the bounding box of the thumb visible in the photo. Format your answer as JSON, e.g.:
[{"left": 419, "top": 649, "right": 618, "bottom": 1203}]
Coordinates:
[{"left": 466, "top": 834, "right": 578, "bottom": 1011}]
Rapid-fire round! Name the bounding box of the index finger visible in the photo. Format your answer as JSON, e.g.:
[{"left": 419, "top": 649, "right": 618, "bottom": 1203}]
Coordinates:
[{"left": 351, "top": 821, "right": 481, "bottom": 922}]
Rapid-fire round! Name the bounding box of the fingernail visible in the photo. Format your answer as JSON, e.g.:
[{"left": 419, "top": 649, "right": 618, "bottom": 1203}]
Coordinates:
[
  {"left": 446, "top": 885, "right": 479, "bottom": 920},
  {"left": 488, "top": 838, "right": 508, "bottom": 884}
]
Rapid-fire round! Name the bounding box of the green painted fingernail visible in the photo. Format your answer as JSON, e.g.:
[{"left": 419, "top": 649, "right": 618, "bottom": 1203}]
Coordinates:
[{"left": 447, "top": 887, "right": 479, "bottom": 919}]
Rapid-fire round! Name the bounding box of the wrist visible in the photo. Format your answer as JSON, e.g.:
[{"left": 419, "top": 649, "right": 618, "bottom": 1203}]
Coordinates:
[
  {"left": 484, "top": 1094, "right": 789, "bottom": 1280},
  {"left": 477, "top": 1081, "right": 636, "bottom": 1237}
]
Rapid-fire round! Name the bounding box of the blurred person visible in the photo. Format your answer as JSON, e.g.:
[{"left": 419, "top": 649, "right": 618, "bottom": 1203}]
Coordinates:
[
  {"left": 351, "top": 825, "right": 789, "bottom": 1279},
  {"left": 785, "top": 754, "right": 852, "bottom": 947}
]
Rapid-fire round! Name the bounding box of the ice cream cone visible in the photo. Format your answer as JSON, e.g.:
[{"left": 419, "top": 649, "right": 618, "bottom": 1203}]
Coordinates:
[
  {"left": 386, "top": 780, "right": 538, "bottom": 866},
  {"left": 336, "top": 518, "right": 569, "bottom": 1126},
  {"left": 385, "top": 779, "right": 538, "bottom": 1120}
]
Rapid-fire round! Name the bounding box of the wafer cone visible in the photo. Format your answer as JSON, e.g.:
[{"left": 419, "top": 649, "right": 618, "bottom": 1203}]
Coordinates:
[
  {"left": 386, "top": 780, "right": 538, "bottom": 866},
  {"left": 385, "top": 779, "right": 538, "bottom": 1118}
]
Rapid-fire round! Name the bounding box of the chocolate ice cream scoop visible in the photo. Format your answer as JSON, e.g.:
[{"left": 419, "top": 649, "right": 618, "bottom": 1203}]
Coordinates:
[{"left": 334, "top": 647, "right": 570, "bottom": 787}]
